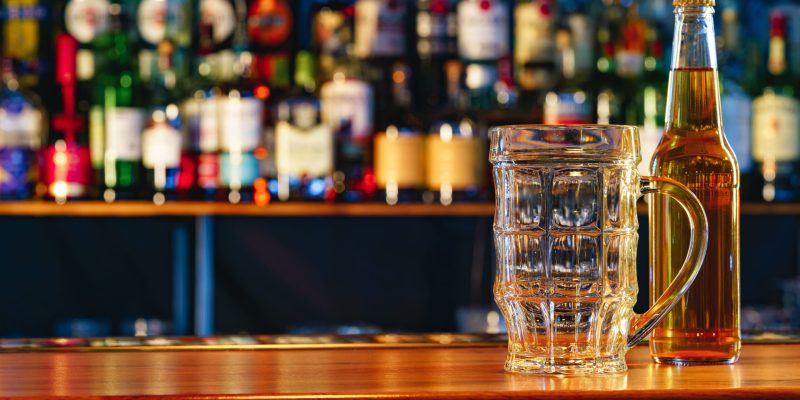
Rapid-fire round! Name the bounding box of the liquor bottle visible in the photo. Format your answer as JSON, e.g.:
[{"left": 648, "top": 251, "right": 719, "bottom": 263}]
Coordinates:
[
  {"left": 354, "top": 0, "right": 406, "bottom": 60},
  {"left": 721, "top": 80, "right": 753, "bottom": 201},
  {"left": 615, "top": 2, "right": 647, "bottom": 81},
  {"left": 0, "top": 59, "right": 46, "bottom": 200},
  {"left": 91, "top": 3, "right": 146, "bottom": 202},
  {"left": 354, "top": 0, "right": 408, "bottom": 129},
  {"left": 514, "top": 0, "right": 556, "bottom": 107},
  {"left": 456, "top": 0, "right": 510, "bottom": 110},
  {"left": 63, "top": 0, "right": 110, "bottom": 85},
  {"left": 320, "top": 66, "right": 376, "bottom": 203},
  {"left": 751, "top": 11, "right": 800, "bottom": 203},
  {"left": 717, "top": 0, "right": 754, "bottom": 201},
  {"left": 218, "top": 62, "right": 264, "bottom": 204},
  {"left": 594, "top": 31, "right": 625, "bottom": 125},
  {"left": 2, "top": 0, "right": 51, "bottom": 87},
  {"left": 630, "top": 35, "right": 667, "bottom": 177},
  {"left": 136, "top": 0, "right": 192, "bottom": 84},
  {"left": 40, "top": 34, "right": 92, "bottom": 203},
  {"left": 374, "top": 62, "right": 425, "bottom": 204},
  {"left": 184, "top": 8, "right": 223, "bottom": 201},
  {"left": 248, "top": 0, "right": 293, "bottom": 96},
  {"left": 312, "top": 0, "right": 355, "bottom": 81},
  {"left": 426, "top": 119, "right": 480, "bottom": 205},
  {"left": 274, "top": 51, "right": 335, "bottom": 202},
  {"left": 416, "top": 0, "right": 457, "bottom": 111},
  {"left": 649, "top": 0, "right": 740, "bottom": 364},
  {"left": 141, "top": 40, "right": 185, "bottom": 204},
  {"left": 543, "top": 28, "right": 593, "bottom": 124}
]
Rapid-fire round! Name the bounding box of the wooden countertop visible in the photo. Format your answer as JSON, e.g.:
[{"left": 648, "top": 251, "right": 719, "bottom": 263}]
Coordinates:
[{"left": 1, "top": 343, "right": 799, "bottom": 399}]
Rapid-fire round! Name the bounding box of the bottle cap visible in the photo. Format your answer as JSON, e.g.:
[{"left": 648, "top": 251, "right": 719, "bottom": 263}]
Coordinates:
[{"left": 673, "top": 0, "right": 715, "bottom": 5}]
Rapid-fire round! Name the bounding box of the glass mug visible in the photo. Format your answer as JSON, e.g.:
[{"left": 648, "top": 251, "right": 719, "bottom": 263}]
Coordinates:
[{"left": 490, "top": 125, "right": 708, "bottom": 374}]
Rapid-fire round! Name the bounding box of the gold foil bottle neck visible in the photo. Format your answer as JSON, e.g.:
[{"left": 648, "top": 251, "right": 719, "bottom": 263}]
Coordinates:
[{"left": 673, "top": 0, "right": 715, "bottom": 6}]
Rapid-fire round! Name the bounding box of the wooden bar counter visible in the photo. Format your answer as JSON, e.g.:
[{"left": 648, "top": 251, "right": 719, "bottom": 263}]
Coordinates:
[{"left": 0, "top": 339, "right": 799, "bottom": 399}]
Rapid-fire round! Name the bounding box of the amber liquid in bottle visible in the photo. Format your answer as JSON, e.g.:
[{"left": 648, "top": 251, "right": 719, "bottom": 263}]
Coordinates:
[{"left": 649, "top": 67, "right": 740, "bottom": 364}]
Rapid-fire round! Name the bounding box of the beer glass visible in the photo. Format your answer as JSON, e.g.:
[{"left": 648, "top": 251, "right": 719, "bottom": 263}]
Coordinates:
[{"left": 490, "top": 125, "right": 708, "bottom": 374}]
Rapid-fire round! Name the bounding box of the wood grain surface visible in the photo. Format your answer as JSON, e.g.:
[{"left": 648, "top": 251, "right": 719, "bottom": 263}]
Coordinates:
[
  {"left": 0, "top": 343, "right": 798, "bottom": 399},
  {"left": 0, "top": 201, "right": 796, "bottom": 218}
]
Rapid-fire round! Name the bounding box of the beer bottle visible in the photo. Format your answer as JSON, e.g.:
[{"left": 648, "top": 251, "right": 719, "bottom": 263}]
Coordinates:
[{"left": 649, "top": 0, "right": 740, "bottom": 364}]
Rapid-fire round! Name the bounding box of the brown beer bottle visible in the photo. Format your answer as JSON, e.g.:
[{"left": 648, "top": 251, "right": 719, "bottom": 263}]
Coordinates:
[{"left": 648, "top": 0, "right": 741, "bottom": 364}]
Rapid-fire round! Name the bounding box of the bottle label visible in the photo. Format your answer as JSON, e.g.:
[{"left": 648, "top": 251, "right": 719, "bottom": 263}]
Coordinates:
[
  {"left": 197, "top": 153, "right": 219, "bottom": 189},
  {"left": 275, "top": 120, "right": 333, "bottom": 178},
  {"left": 76, "top": 48, "right": 95, "bottom": 80},
  {"left": 426, "top": 135, "right": 478, "bottom": 190},
  {"left": 0, "top": 147, "right": 35, "bottom": 194},
  {"left": 616, "top": 50, "right": 644, "bottom": 79},
  {"left": 182, "top": 96, "right": 216, "bottom": 152},
  {"left": 137, "top": 0, "right": 168, "bottom": 44},
  {"left": 200, "top": 0, "right": 236, "bottom": 44},
  {"left": 64, "top": 0, "right": 110, "bottom": 44},
  {"left": 219, "top": 96, "right": 263, "bottom": 152},
  {"left": 220, "top": 151, "right": 260, "bottom": 187},
  {"left": 514, "top": 2, "right": 553, "bottom": 65},
  {"left": 722, "top": 92, "right": 753, "bottom": 172},
  {"left": 314, "top": 8, "right": 348, "bottom": 58},
  {"left": 374, "top": 132, "right": 425, "bottom": 188},
  {"left": 0, "top": 97, "right": 43, "bottom": 149},
  {"left": 2, "top": 2, "right": 49, "bottom": 69},
  {"left": 354, "top": 0, "right": 406, "bottom": 59},
  {"left": 752, "top": 93, "right": 800, "bottom": 162},
  {"left": 142, "top": 123, "right": 182, "bottom": 168},
  {"left": 457, "top": 0, "right": 509, "bottom": 61},
  {"left": 320, "top": 79, "right": 374, "bottom": 139},
  {"left": 137, "top": 0, "right": 189, "bottom": 45},
  {"left": 544, "top": 92, "right": 593, "bottom": 124},
  {"left": 416, "top": 6, "right": 455, "bottom": 56},
  {"left": 200, "top": 96, "right": 220, "bottom": 152},
  {"left": 106, "top": 107, "right": 145, "bottom": 161},
  {"left": 248, "top": 0, "right": 293, "bottom": 47}
]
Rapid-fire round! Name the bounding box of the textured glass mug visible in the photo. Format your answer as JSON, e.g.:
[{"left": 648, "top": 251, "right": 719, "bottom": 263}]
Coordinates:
[{"left": 490, "top": 125, "right": 708, "bottom": 374}]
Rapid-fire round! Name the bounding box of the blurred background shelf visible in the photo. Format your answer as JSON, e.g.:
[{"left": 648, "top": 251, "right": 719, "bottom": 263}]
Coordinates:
[{"left": 0, "top": 201, "right": 799, "bottom": 217}]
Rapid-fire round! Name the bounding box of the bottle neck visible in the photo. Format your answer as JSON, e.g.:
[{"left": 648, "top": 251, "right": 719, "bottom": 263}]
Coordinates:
[
  {"left": 670, "top": 6, "right": 718, "bottom": 70},
  {"left": 665, "top": 5, "right": 722, "bottom": 134}
]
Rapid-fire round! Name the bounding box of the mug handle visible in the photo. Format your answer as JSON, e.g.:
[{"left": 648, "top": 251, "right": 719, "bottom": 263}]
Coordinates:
[{"left": 627, "top": 176, "right": 709, "bottom": 348}]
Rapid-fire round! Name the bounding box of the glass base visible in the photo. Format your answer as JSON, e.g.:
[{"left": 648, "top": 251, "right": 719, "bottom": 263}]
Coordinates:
[
  {"left": 653, "top": 351, "right": 739, "bottom": 365},
  {"left": 505, "top": 354, "right": 627, "bottom": 375}
]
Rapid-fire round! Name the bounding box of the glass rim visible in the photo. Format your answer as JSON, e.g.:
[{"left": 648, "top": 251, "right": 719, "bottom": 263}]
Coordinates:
[{"left": 489, "top": 124, "right": 642, "bottom": 164}]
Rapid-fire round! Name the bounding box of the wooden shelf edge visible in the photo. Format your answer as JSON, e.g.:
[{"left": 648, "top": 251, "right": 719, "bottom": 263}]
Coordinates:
[
  {"left": 0, "top": 201, "right": 796, "bottom": 218},
  {"left": 0, "top": 201, "right": 498, "bottom": 218}
]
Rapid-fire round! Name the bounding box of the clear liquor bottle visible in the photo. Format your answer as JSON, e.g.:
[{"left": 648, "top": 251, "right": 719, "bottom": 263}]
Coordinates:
[
  {"left": 514, "top": 0, "right": 556, "bottom": 108},
  {"left": 273, "top": 51, "right": 335, "bottom": 202},
  {"left": 141, "top": 40, "right": 185, "bottom": 204},
  {"left": 649, "top": 0, "right": 740, "bottom": 364},
  {"left": 456, "top": 0, "right": 510, "bottom": 111}
]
